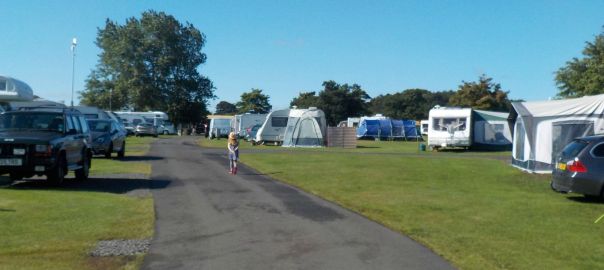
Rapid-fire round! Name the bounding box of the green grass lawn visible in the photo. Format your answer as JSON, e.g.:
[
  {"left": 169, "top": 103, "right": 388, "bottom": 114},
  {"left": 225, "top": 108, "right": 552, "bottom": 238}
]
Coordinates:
[
  {"left": 0, "top": 135, "right": 159, "bottom": 270},
  {"left": 239, "top": 151, "right": 604, "bottom": 270}
]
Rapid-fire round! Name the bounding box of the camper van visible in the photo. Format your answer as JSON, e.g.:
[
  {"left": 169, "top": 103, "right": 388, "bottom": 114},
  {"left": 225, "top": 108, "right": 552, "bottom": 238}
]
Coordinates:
[
  {"left": 114, "top": 111, "right": 176, "bottom": 135},
  {"left": 0, "top": 76, "right": 34, "bottom": 101},
  {"left": 428, "top": 107, "right": 472, "bottom": 150},
  {"left": 255, "top": 107, "right": 326, "bottom": 146},
  {"left": 231, "top": 113, "right": 268, "bottom": 138}
]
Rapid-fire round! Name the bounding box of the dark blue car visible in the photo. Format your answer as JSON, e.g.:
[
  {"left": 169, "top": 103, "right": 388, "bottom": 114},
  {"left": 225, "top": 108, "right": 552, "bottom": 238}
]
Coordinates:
[{"left": 552, "top": 135, "right": 604, "bottom": 198}]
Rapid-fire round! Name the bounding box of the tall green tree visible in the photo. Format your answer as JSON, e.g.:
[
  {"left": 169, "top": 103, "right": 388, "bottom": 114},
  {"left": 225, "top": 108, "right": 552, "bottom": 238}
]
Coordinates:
[
  {"left": 318, "top": 81, "right": 371, "bottom": 126},
  {"left": 449, "top": 75, "right": 511, "bottom": 112},
  {"left": 290, "top": 91, "right": 320, "bottom": 109},
  {"left": 80, "top": 10, "right": 214, "bottom": 125},
  {"left": 236, "top": 89, "right": 272, "bottom": 113},
  {"left": 215, "top": 101, "right": 237, "bottom": 115},
  {"left": 555, "top": 29, "right": 604, "bottom": 97}
]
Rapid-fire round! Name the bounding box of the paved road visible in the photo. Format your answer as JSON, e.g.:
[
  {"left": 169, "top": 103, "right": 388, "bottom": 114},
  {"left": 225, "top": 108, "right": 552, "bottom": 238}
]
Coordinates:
[{"left": 142, "top": 137, "right": 455, "bottom": 270}]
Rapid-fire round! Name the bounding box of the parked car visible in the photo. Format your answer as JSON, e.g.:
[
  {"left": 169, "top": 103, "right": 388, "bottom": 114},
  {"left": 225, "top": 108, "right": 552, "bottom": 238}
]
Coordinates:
[
  {"left": 552, "top": 135, "right": 604, "bottom": 198},
  {"left": 0, "top": 107, "right": 92, "bottom": 185},
  {"left": 123, "top": 122, "right": 135, "bottom": 135},
  {"left": 135, "top": 123, "right": 158, "bottom": 137},
  {"left": 87, "top": 119, "right": 127, "bottom": 158}
]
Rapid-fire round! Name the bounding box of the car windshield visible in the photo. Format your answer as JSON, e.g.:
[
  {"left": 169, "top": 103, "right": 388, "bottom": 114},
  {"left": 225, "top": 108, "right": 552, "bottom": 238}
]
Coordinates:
[
  {"left": 88, "top": 120, "right": 111, "bottom": 132},
  {"left": 560, "top": 139, "right": 589, "bottom": 159},
  {"left": 0, "top": 112, "right": 64, "bottom": 132}
]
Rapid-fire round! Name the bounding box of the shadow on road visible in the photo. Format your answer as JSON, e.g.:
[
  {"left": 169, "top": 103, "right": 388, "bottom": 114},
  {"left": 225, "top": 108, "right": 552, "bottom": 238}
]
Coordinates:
[
  {"left": 107, "top": 156, "right": 164, "bottom": 162},
  {"left": 8, "top": 177, "right": 171, "bottom": 194}
]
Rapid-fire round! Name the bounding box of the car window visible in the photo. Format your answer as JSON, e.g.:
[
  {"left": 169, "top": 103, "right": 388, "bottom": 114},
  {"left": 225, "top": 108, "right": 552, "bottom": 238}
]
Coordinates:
[
  {"left": 89, "top": 121, "right": 111, "bottom": 132},
  {"left": 560, "top": 139, "right": 589, "bottom": 158},
  {"left": 71, "top": 115, "right": 82, "bottom": 133},
  {"left": 66, "top": 116, "right": 75, "bottom": 131},
  {"left": 78, "top": 116, "right": 89, "bottom": 133},
  {"left": 592, "top": 143, "right": 604, "bottom": 157}
]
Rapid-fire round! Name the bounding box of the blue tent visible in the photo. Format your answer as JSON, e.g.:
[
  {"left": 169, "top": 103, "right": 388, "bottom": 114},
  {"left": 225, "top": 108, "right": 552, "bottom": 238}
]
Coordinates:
[
  {"left": 403, "top": 120, "right": 421, "bottom": 140},
  {"left": 357, "top": 118, "right": 421, "bottom": 140}
]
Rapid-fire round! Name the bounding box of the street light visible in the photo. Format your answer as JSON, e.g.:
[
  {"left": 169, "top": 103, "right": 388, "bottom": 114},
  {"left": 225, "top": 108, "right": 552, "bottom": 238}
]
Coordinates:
[
  {"left": 70, "top": 37, "right": 77, "bottom": 107},
  {"left": 109, "top": 88, "right": 112, "bottom": 111}
]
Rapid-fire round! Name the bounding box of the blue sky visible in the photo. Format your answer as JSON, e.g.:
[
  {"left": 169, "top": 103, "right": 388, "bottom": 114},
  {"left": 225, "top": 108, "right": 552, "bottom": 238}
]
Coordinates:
[{"left": 1, "top": 1, "right": 603, "bottom": 112}]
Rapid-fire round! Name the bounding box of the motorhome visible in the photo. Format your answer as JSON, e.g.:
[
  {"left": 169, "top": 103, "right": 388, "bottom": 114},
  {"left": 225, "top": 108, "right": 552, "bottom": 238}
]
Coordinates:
[
  {"left": 255, "top": 107, "right": 326, "bottom": 145},
  {"left": 114, "top": 111, "right": 175, "bottom": 135},
  {"left": 428, "top": 107, "right": 472, "bottom": 150},
  {"left": 0, "top": 76, "right": 34, "bottom": 101}
]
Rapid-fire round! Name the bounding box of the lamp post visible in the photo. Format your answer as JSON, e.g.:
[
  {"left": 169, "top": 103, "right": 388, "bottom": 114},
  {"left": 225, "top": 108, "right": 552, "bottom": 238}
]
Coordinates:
[
  {"left": 70, "top": 37, "right": 77, "bottom": 107},
  {"left": 109, "top": 88, "right": 112, "bottom": 111}
]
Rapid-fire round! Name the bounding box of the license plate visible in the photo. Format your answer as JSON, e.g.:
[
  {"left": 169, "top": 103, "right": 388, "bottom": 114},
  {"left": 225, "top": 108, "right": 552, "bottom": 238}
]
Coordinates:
[
  {"left": 558, "top": 163, "right": 567, "bottom": 170},
  {"left": 0, "top": 158, "right": 22, "bottom": 166}
]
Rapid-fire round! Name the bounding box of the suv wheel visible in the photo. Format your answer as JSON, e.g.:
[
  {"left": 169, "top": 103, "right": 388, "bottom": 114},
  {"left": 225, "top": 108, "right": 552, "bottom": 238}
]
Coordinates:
[
  {"left": 105, "top": 143, "right": 113, "bottom": 158},
  {"left": 75, "top": 154, "right": 90, "bottom": 181},
  {"left": 47, "top": 155, "right": 66, "bottom": 185},
  {"left": 117, "top": 142, "right": 125, "bottom": 158}
]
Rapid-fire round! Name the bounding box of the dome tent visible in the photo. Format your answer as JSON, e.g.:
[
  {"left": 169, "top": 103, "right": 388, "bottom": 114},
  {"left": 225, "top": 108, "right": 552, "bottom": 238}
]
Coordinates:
[{"left": 282, "top": 108, "right": 326, "bottom": 147}]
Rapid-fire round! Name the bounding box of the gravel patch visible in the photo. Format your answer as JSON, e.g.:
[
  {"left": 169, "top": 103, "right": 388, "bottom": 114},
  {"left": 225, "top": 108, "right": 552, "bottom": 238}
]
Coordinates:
[{"left": 90, "top": 239, "right": 151, "bottom": 257}]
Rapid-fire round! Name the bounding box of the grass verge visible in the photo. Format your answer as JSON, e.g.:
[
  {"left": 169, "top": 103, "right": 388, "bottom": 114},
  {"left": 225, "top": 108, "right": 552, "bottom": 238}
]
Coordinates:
[
  {"left": 239, "top": 151, "right": 604, "bottom": 269},
  {"left": 0, "top": 135, "right": 159, "bottom": 270}
]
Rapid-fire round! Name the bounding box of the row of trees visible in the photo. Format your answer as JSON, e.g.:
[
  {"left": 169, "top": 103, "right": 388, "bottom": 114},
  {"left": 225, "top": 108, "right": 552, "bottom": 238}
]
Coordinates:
[{"left": 79, "top": 10, "right": 603, "bottom": 126}]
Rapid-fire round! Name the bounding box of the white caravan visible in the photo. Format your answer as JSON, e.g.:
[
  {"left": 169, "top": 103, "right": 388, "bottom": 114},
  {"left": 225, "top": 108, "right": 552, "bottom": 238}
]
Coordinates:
[
  {"left": 420, "top": 120, "right": 429, "bottom": 135},
  {"left": 209, "top": 117, "right": 233, "bottom": 139},
  {"left": 114, "top": 111, "right": 175, "bottom": 134},
  {"left": 0, "top": 76, "right": 34, "bottom": 101},
  {"left": 231, "top": 113, "right": 268, "bottom": 138},
  {"left": 255, "top": 107, "right": 326, "bottom": 145},
  {"left": 428, "top": 107, "right": 472, "bottom": 150}
]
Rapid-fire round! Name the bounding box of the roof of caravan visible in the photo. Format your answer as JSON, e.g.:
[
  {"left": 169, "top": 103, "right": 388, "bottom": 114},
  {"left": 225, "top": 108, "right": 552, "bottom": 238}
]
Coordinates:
[
  {"left": 429, "top": 107, "right": 472, "bottom": 117},
  {"left": 207, "top": 114, "right": 234, "bottom": 120},
  {"left": 512, "top": 94, "right": 604, "bottom": 118}
]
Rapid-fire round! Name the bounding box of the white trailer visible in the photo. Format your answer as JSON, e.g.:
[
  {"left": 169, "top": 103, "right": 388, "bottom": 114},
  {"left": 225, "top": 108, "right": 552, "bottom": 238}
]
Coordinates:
[
  {"left": 231, "top": 113, "right": 267, "bottom": 138},
  {"left": 428, "top": 107, "right": 472, "bottom": 150},
  {"left": 114, "top": 111, "right": 176, "bottom": 134},
  {"left": 255, "top": 107, "right": 326, "bottom": 145}
]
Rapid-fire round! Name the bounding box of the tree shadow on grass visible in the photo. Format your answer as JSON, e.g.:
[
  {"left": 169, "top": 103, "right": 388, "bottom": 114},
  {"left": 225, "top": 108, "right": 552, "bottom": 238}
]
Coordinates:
[
  {"left": 7, "top": 177, "right": 171, "bottom": 194},
  {"left": 238, "top": 171, "right": 283, "bottom": 176},
  {"left": 355, "top": 146, "right": 380, "bottom": 149}
]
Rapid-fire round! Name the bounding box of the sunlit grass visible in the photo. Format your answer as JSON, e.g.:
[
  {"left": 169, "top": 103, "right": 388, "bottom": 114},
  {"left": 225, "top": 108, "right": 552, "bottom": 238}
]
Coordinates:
[{"left": 240, "top": 151, "right": 604, "bottom": 269}]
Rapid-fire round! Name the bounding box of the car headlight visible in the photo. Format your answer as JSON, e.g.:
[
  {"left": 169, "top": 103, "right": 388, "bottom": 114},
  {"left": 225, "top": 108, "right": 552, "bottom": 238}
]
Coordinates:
[{"left": 13, "top": 148, "right": 26, "bottom": 155}]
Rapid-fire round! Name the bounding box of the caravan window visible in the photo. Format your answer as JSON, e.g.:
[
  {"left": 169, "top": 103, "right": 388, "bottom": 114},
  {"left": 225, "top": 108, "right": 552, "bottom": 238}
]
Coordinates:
[
  {"left": 432, "top": 118, "right": 466, "bottom": 131},
  {"left": 0, "top": 79, "right": 6, "bottom": 91},
  {"left": 272, "top": 117, "right": 288, "bottom": 127}
]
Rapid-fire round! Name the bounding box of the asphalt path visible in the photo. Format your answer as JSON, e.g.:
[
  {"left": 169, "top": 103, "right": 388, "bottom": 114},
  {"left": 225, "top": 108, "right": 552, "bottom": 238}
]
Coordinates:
[{"left": 142, "top": 137, "right": 455, "bottom": 270}]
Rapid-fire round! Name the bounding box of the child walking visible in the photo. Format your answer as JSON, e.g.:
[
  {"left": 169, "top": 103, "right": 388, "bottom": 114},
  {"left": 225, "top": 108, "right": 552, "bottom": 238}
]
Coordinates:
[{"left": 227, "top": 132, "right": 239, "bottom": 174}]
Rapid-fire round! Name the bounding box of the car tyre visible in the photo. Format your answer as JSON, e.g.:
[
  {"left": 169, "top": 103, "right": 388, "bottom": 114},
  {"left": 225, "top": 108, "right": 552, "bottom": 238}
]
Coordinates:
[
  {"left": 105, "top": 143, "right": 113, "bottom": 159},
  {"left": 118, "top": 142, "right": 125, "bottom": 158},
  {"left": 75, "top": 154, "right": 90, "bottom": 181},
  {"left": 47, "top": 155, "right": 66, "bottom": 186}
]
